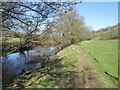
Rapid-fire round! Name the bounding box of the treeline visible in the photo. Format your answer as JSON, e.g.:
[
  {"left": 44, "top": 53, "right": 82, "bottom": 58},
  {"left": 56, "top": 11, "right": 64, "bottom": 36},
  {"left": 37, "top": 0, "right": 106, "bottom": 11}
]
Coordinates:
[
  {"left": 36, "top": 10, "right": 95, "bottom": 50},
  {"left": 96, "top": 25, "right": 119, "bottom": 40},
  {"left": 1, "top": 2, "right": 95, "bottom": 55}
]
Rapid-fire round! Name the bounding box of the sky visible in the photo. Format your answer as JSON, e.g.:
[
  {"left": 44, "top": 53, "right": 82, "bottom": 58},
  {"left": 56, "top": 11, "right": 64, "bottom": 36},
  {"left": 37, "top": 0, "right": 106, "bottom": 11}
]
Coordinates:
[{"left": 74, "top": 2, "right": 118, "bottom": 31}]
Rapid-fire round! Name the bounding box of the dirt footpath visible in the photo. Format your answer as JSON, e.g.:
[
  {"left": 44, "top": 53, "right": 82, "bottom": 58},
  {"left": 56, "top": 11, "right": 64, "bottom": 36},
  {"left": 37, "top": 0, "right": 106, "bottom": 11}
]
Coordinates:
[{"left": 72, "top": 52, "right": 101, "bottom": 88}]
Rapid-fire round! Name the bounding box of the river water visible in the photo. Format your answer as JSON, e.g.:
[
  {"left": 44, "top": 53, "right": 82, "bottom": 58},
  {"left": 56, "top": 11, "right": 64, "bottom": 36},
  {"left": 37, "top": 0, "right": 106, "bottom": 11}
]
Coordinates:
[{"left": 1, "top": 47, "right": 55, "bottom": 84}]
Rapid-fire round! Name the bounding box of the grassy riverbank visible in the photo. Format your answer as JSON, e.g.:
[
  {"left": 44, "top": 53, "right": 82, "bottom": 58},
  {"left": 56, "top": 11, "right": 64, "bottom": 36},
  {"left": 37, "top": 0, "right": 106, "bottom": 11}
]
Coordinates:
[
  {"left": 5, "top": 40, "right": 118, "bottom": 89},
  {"left": 6, "top": 44, "right": 84, "bottom": 88}
]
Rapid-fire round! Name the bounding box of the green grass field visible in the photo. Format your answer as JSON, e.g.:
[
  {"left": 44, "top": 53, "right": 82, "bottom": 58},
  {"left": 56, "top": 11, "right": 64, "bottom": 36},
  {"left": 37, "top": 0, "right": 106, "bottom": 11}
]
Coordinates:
[{"left": 81, "top": 40, "right": 118, "bottom": 87}]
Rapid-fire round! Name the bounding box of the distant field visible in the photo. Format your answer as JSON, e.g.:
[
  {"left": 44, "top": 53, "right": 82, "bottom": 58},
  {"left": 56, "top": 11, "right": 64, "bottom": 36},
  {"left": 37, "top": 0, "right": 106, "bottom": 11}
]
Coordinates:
[{"left": 81, "top": 40, "right": 118, "bottom": 87}]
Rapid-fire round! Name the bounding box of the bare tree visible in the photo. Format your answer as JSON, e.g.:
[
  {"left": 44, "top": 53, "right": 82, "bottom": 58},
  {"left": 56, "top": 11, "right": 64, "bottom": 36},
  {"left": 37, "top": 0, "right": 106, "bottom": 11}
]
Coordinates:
[
  {"left": 45, "top": 9, "right": 92, "bottom": 49},
  {"left": 0, "top": 2, "right": 79, "bottom": 54}
]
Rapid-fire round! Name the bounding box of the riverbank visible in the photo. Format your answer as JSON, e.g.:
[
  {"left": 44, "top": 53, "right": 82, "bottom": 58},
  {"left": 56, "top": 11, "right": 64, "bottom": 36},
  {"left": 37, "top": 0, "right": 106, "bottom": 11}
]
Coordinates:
[
  {"left": 5, "top": 40, "right": 118, "bottom": 88},
  {"left": 5, "top": 44, "right": 84, "bottom": 88}
]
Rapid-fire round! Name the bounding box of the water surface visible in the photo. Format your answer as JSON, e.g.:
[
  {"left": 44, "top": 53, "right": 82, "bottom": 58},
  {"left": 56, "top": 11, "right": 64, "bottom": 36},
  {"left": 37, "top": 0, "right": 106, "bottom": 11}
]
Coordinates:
[{"left": 2, "top": 47, "right": 55, "bottom": 84}]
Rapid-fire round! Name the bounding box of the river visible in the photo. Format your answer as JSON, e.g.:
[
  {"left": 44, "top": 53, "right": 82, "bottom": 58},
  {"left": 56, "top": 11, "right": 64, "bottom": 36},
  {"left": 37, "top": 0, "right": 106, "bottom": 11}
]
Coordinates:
[{"left": 1, "top": 47, "right": 55, "bottom": 85}]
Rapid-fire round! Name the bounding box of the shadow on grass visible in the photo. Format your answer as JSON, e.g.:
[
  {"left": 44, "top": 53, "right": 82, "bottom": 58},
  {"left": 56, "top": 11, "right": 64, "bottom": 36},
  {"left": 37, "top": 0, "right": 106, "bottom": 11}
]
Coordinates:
[{"left": 5, "top": 56, "right": 77, "bottom": 89}]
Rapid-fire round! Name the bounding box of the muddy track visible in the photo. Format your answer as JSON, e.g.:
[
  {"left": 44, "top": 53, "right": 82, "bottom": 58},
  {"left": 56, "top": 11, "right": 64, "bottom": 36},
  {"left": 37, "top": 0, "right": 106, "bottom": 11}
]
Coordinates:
[{"left": 72, "top": 53, "right": 101, "bottom": 88}]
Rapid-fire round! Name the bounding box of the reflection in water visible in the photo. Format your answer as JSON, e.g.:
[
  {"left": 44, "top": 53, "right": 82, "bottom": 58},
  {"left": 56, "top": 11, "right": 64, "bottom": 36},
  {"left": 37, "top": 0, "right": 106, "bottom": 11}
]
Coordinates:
[{"left": 2, "top": 47, "right": 55, "bottom": 84}]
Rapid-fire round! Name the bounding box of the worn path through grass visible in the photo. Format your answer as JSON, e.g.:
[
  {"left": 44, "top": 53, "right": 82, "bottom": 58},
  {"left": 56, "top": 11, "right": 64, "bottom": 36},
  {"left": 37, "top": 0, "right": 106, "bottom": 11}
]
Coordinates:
[
  {"left": 71, "top": 44, "right": 101, "bottom": 88},
  {"left": 81, "top": 40, "right": 118, "bottom": 88}
]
